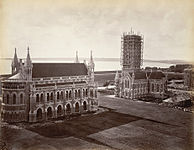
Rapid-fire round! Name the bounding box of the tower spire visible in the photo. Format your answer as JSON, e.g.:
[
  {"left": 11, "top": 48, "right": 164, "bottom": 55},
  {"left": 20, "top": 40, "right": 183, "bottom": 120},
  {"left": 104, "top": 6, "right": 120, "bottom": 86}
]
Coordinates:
[
  {"left": 115, "top": 70, "right": 119, "bottom": 81},
  {"left": 11, "top": 48, "right": 19, "bottom": 74},
  {"left": 75, "top": 51, "right": 79, "bottom": 63},
  {"left": 88, "top": 50, "right": 95, "bottom": 78},
  {"left": 89, "top": 50, "right": 95, "bottom": 72},
  {"left": 90, "top": 50, "right": 94, "bottom": 64},
  {"left": 24, "top": 46, "right": 33, "bottom": 80},
  {"left": 25, "top": 46, "right": 32, "bottom": 66},
  {"left": 13, "top": 48, "right": 18, "bottom": 64}
]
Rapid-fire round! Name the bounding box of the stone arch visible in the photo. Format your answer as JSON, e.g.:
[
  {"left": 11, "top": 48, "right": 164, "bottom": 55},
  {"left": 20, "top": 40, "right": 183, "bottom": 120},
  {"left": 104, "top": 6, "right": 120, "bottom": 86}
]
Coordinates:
[
  {"left": 75, "top": 90, "right": 78, "bottom": 99},
  {"left": 12, "top": 93, "right": 17, "bottom": 104},
  {"left": 50, "top": 92, "right": 54, "bottom": 100},
  {"left": 36, "top": 93, "right": 39, "bottom": 103},
  {"left": 78, "top": 89, "right": 81, "bottom": 98},
  {"left": 57, "top": 105, "right": 63, "bottom": 117},
  {"left": 90, "top": 89, "right": 93, "bottom": 98},
  {"left": 66, "top": 91, "right": 68, "bottom": 100},
  {"left": 36, "top": 108, "right": 43, "bottom": 121},
  {"left": 19, "top": 92, "right": 24, "bottom": 104},
  {"left": 83, "top": 101, "right": 87, "bottom": 111},
  {"left": 40, "top": 93, "right": 44, "bottom": 102},
  {"left": 47, "top": 92, "right": 50, "bottom": 101},
  {"left": 66, "top": 103, "right": 71, "bottom": 114},
  {"left": 61, "top": 91, "right": 64, "bottom": 99},
  {"left": 69, "top": 90, "right": 72, "bottom": 99},
  {"left": 57, "top": 91, "right": 60, "bottom": 100},
  {"left": 6, "top": 93, "right": 10, "bottom": 104},
  {"left": 75, "top": 102, "right": 80, "bottom": 113},
  {"left": 46, "top": 106, "right": 53, "bottom": 119},
  {"left": 83, "top": 89, "right": 85, "bottom": 97}
]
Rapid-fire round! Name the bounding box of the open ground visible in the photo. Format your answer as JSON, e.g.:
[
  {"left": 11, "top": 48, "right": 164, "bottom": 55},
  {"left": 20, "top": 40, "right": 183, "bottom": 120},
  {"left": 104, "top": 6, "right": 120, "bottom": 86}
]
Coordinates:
[{"left": 1, "top": 93, "right": 193, "bottom": 150}]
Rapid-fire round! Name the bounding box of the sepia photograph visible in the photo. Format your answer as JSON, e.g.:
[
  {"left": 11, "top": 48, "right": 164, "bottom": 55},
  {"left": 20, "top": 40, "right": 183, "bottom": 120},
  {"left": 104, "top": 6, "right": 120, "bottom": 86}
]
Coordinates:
[{"left": 0, "top": 0, "right": 193, "bottom": 150}]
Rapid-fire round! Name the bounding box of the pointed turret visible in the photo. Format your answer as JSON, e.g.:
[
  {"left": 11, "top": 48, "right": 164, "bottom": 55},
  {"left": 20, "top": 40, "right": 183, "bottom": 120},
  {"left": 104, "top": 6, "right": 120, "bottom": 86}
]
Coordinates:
[
  {"left": 115, "top": 70, "right": 119, "bottom": 82},
  {"left": 25, "top": 46, "right": 32, "bottom": 67},
  {"left": 75, "top": 51, "right": 79, "bottom": 63},
  {"left": 89, "top": 50, "right": 95, "bottom": 72},
  {"left": 24, "top": 46, "right": 33, "bottom": 80},
  {"left": 87, "top": 51, "right": 95, "bottom": 83},
  {"left": 11, "top": 48, "right": 19, "bottom": 74}
]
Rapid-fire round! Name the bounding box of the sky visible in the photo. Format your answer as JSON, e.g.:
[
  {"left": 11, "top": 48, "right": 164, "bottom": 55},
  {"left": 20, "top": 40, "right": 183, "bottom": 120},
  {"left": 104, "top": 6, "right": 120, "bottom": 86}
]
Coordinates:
[{"left": 0, "top": 0, "right": 194, "bottom": 61}]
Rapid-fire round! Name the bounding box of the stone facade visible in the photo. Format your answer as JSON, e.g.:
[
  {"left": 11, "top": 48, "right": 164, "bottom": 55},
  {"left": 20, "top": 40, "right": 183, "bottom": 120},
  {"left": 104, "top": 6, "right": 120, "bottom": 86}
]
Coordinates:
[
  {"left": 1, "top": 48, "right": 98, "bottom": 122},
  {"left": 115, "top": 70, "right": 166, "bottom": 99},
  {"left": 115, "top": 31, "right": 166, "bottom": 99}
]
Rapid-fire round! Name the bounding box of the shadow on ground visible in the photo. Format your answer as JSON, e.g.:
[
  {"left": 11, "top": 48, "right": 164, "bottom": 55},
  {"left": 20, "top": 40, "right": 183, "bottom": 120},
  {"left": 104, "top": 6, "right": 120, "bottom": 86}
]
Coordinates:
[{"left": 26, "top": 109, "right": 141, "bottom": 138}]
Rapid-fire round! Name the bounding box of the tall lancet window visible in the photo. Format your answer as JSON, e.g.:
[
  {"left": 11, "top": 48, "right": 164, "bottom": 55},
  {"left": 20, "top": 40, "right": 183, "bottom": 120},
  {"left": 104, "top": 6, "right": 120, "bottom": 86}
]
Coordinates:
[{"left": 13, "top": 94, "right": 16, "bottom": 104}]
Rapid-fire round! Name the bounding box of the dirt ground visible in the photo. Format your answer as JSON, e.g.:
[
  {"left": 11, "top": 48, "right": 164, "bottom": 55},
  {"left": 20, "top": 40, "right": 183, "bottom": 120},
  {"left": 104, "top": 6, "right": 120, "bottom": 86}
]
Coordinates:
[
  {"left": 26, "top": 109, "right": 140, "bottom": 138},
  {"left": 0, "top": 94, "right": 193, "bottom": 150}
]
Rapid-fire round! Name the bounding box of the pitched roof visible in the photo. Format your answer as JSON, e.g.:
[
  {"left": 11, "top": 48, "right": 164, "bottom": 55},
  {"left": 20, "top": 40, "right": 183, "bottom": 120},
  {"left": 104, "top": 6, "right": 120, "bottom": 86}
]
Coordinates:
[
  {"left": 9, "top": 72, "right": 25, "bottom": 80},
  {"left": 128, "top": 71, "right": 165, "bottom": 80},
  {"left": 148, "top": 71, "right": 165, "bottom": 79},
  {"left": 32, "top": 63, "right": 88, "bottom": 78},
  {"left": 133, "top": 71, "right": 147, "bottom": 79}
]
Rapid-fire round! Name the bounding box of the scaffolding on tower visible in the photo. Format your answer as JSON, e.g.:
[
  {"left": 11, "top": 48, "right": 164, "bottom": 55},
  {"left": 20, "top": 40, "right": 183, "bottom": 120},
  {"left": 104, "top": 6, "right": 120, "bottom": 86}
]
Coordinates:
[{"left": 120, "top": 30, "right": 144, "bottom": 70}]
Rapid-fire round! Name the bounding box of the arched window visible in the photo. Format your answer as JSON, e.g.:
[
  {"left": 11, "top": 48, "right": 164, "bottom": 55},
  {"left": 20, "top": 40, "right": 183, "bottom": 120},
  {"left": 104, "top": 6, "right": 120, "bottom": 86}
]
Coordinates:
[
  {"left": 66, "top": 103, "right": 71, "bottom": 113},
  {"left": 57, "top": 105, "right": 62, "bottom": 117},
  {"left": 69, "top": 91, "right": 72, "bottom": 99},
  {"left": 47, "top": 107, "right": 52, "bottom": 118},
  {"left": 51, "top": 92, "right": 54, "bottom": 100},
  {"left": 13, "top": 94, "right": 16, "bottom": 104},
  {"left": 57, "top": 92, "right": 60, "bottom": 100},
  {"left": 36, "top": 94, "right": 39, "bottom": 103},
  {"left": 7, "top": 94, "right": 9, "bottom": 104},
  {"left": 20, "top": 94, "right": 24, "bottom": 104},
  {"left": 40, "top": 93, "right": 44, "bottom": 102},
  {"left": 37, "top": 108, "right": 42, "bottom": 120},
  {"left": 66, "top": 91, "right": 68, "bottom": 100},
  {"left": 78, "top": 90, "right": 81, "bottom": 98},
  {"left": 75, "top": 102, "right": 79, "bottom": 112},
  {"left": 75, "top": 90, "right": 77, "bottom": 99},
  {"left": 86, "top": 89, "right": 88, "bottom": 97},
  {"left": 61, "top": 91, "right": 63, "bottom": 99},
  {"left": 83, "top": 101, "right": 87, "bottom": 110},
  {"left": 90, "top": 90, "right": 93, "bottom": 98},
  {"left": 47, "top": 93, "right": 49, "bottom": 101},
  {"left": 125, "top": 79, "right": 128, "bottom": 88}
]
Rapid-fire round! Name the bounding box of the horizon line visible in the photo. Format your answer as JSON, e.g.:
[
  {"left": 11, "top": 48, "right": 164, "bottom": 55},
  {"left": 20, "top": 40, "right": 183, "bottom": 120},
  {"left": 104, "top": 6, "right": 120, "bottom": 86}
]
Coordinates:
[{"left": 0, "top": 57, "right": 193, "bottom": 64}]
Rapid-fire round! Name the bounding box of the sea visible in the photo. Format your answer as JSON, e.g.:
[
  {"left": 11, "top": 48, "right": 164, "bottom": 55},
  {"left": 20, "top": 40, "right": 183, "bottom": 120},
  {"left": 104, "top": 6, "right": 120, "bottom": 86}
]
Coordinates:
[{"left": 0, "top": 58, "right": 176, "bottom": 75}]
